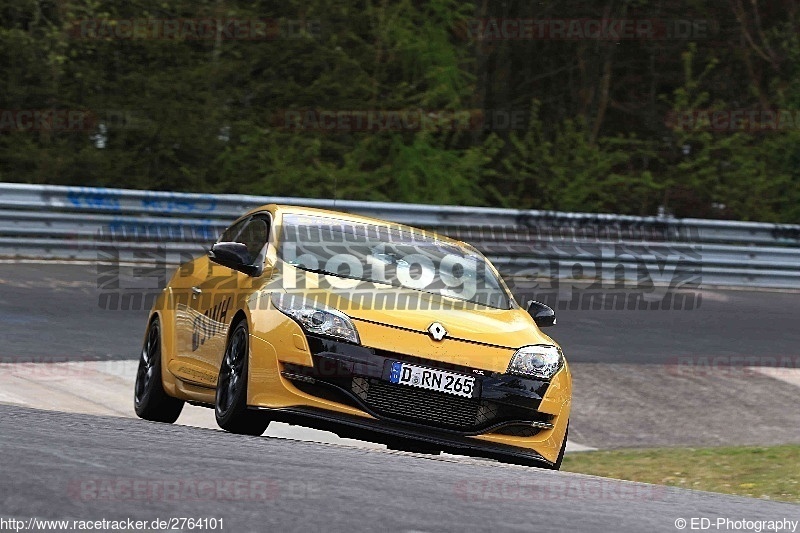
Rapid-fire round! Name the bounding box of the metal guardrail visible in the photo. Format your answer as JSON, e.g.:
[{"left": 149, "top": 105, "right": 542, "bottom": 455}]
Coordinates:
[{"left": 1, "top": 182, "right": 799, "bottom": 289}]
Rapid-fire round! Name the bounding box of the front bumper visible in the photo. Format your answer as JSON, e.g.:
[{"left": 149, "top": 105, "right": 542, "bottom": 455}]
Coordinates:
[
  {"left": 253, "top": 334, "right": 569, "bottom": 465},
  {"left": 282, "top": 335, "right": 553, "bottom": 433},
  {"left": 250, "top": 404, "right": 554, "bottom": 467}
]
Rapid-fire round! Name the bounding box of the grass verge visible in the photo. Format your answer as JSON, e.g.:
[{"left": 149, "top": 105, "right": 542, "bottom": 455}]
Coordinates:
[{"left": 562, "top": 445, "right": 800, "bottom": 503}]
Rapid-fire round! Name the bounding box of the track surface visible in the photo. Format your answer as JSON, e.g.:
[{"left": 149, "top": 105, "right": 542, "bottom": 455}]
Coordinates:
[
  {"left": 1, "top": 263, "right": 799, "bottom": 531},
  {"left": 3, "top": 263, "right": 800, "bottom": 364},
  {"left": 1, "top": 405, "right": 797, "bottom": 533}
]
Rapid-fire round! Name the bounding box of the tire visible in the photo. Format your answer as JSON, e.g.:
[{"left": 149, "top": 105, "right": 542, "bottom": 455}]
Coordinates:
[
  {"left": 134, "top": 317, "right": 184, "bottom": 423},
  {"left": 215, "top": 319, "right": 270, "bottom": 436}
]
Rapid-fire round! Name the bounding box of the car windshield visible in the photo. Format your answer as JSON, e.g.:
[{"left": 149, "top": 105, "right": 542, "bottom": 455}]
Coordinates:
[{"left": 278, "top": 214, "right": 511, "bottom": 309}]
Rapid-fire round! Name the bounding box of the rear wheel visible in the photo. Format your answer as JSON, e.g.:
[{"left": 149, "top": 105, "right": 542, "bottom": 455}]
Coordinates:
[
  {"left": 215, "top": 320, "right": 270, "bottom": 436},
  {"left": 134, "top": 317, "right": 184, "bottom": 423}
]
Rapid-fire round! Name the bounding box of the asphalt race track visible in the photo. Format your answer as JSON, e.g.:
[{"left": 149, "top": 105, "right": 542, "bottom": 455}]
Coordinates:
[
  {"left": 1, "top": 263, "right": 799, "bottom": 531},
  {"left": 1, "top": 405, "right": 797, "bottom": 533},
  {"left": 3, "top": 263, "right": 800, "bottom": 364}
]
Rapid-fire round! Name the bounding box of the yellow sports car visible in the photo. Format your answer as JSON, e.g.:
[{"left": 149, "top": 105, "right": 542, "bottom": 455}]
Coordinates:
[{"left": 134, "top": 205, "right": 571, "bottom": 468}]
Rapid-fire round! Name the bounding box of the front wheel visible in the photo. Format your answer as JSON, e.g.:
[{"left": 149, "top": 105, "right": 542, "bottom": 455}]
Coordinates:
[
  {"left": 134, "top": 317, "right": 184, "bottom": 423},
  {"left": 215, "top": 320, "right": 270, "bottom": 436}
]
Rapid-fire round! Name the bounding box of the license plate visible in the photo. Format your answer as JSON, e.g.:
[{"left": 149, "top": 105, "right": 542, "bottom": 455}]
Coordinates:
[{"left": 388, "top": 362, "right": 476, "bottom": 398}]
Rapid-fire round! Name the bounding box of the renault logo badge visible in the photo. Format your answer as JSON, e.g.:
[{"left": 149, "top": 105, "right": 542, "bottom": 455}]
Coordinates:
[{"left": 428, "top": 322, "right": 447, "bottom": 341}]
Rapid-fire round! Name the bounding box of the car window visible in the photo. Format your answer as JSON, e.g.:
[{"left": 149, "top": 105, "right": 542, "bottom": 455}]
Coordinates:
[
  {"left": 219, "top": 217, "right": 249, "bottom": 243},
  {"left": 278, "top": 214, "right": 510, "bottom": 309},
  {"left": 237, "top": 218, "right": 269, "bottom": 262}
]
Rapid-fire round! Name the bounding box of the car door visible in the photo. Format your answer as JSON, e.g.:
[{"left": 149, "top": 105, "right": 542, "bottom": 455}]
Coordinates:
[{"left": 170, "top": 214, "right": 271, "bottom": 387}]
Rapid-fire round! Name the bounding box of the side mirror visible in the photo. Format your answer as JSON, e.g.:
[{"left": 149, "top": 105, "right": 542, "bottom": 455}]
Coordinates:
[
  {"left": 526, "top": 300, "right": 556, "bottom": 328},
  {"left": 209, "top": 242, "right": 257, "bottom": 275}
]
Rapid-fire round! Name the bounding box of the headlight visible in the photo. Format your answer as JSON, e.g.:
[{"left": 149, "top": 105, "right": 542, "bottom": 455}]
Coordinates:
[
  {"left": 507, "top": 345, "right": 563, "bottom": 379},
  {"left": 271, "top": 293, "right": 360, "bottom": 344}
]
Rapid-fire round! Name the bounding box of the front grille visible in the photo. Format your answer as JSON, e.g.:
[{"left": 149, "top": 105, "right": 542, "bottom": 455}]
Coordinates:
[{"left": 352, "top": 377, "right": 499, "bottom": 431}]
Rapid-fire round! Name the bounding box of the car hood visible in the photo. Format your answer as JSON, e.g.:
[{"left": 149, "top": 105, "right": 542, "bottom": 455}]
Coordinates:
[{"left": 284, "top": 279, "right": 555, "bottom": 351}]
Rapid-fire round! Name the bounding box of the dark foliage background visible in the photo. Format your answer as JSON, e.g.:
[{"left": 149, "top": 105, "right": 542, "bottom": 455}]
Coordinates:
[{"left": 2, "top": 0, "right": 799, "bottom": 221}]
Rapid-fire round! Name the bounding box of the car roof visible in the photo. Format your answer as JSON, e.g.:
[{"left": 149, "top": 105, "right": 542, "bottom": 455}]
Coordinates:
[{"left": 245, "top": 203, "right": 471, "bottom": 249}]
